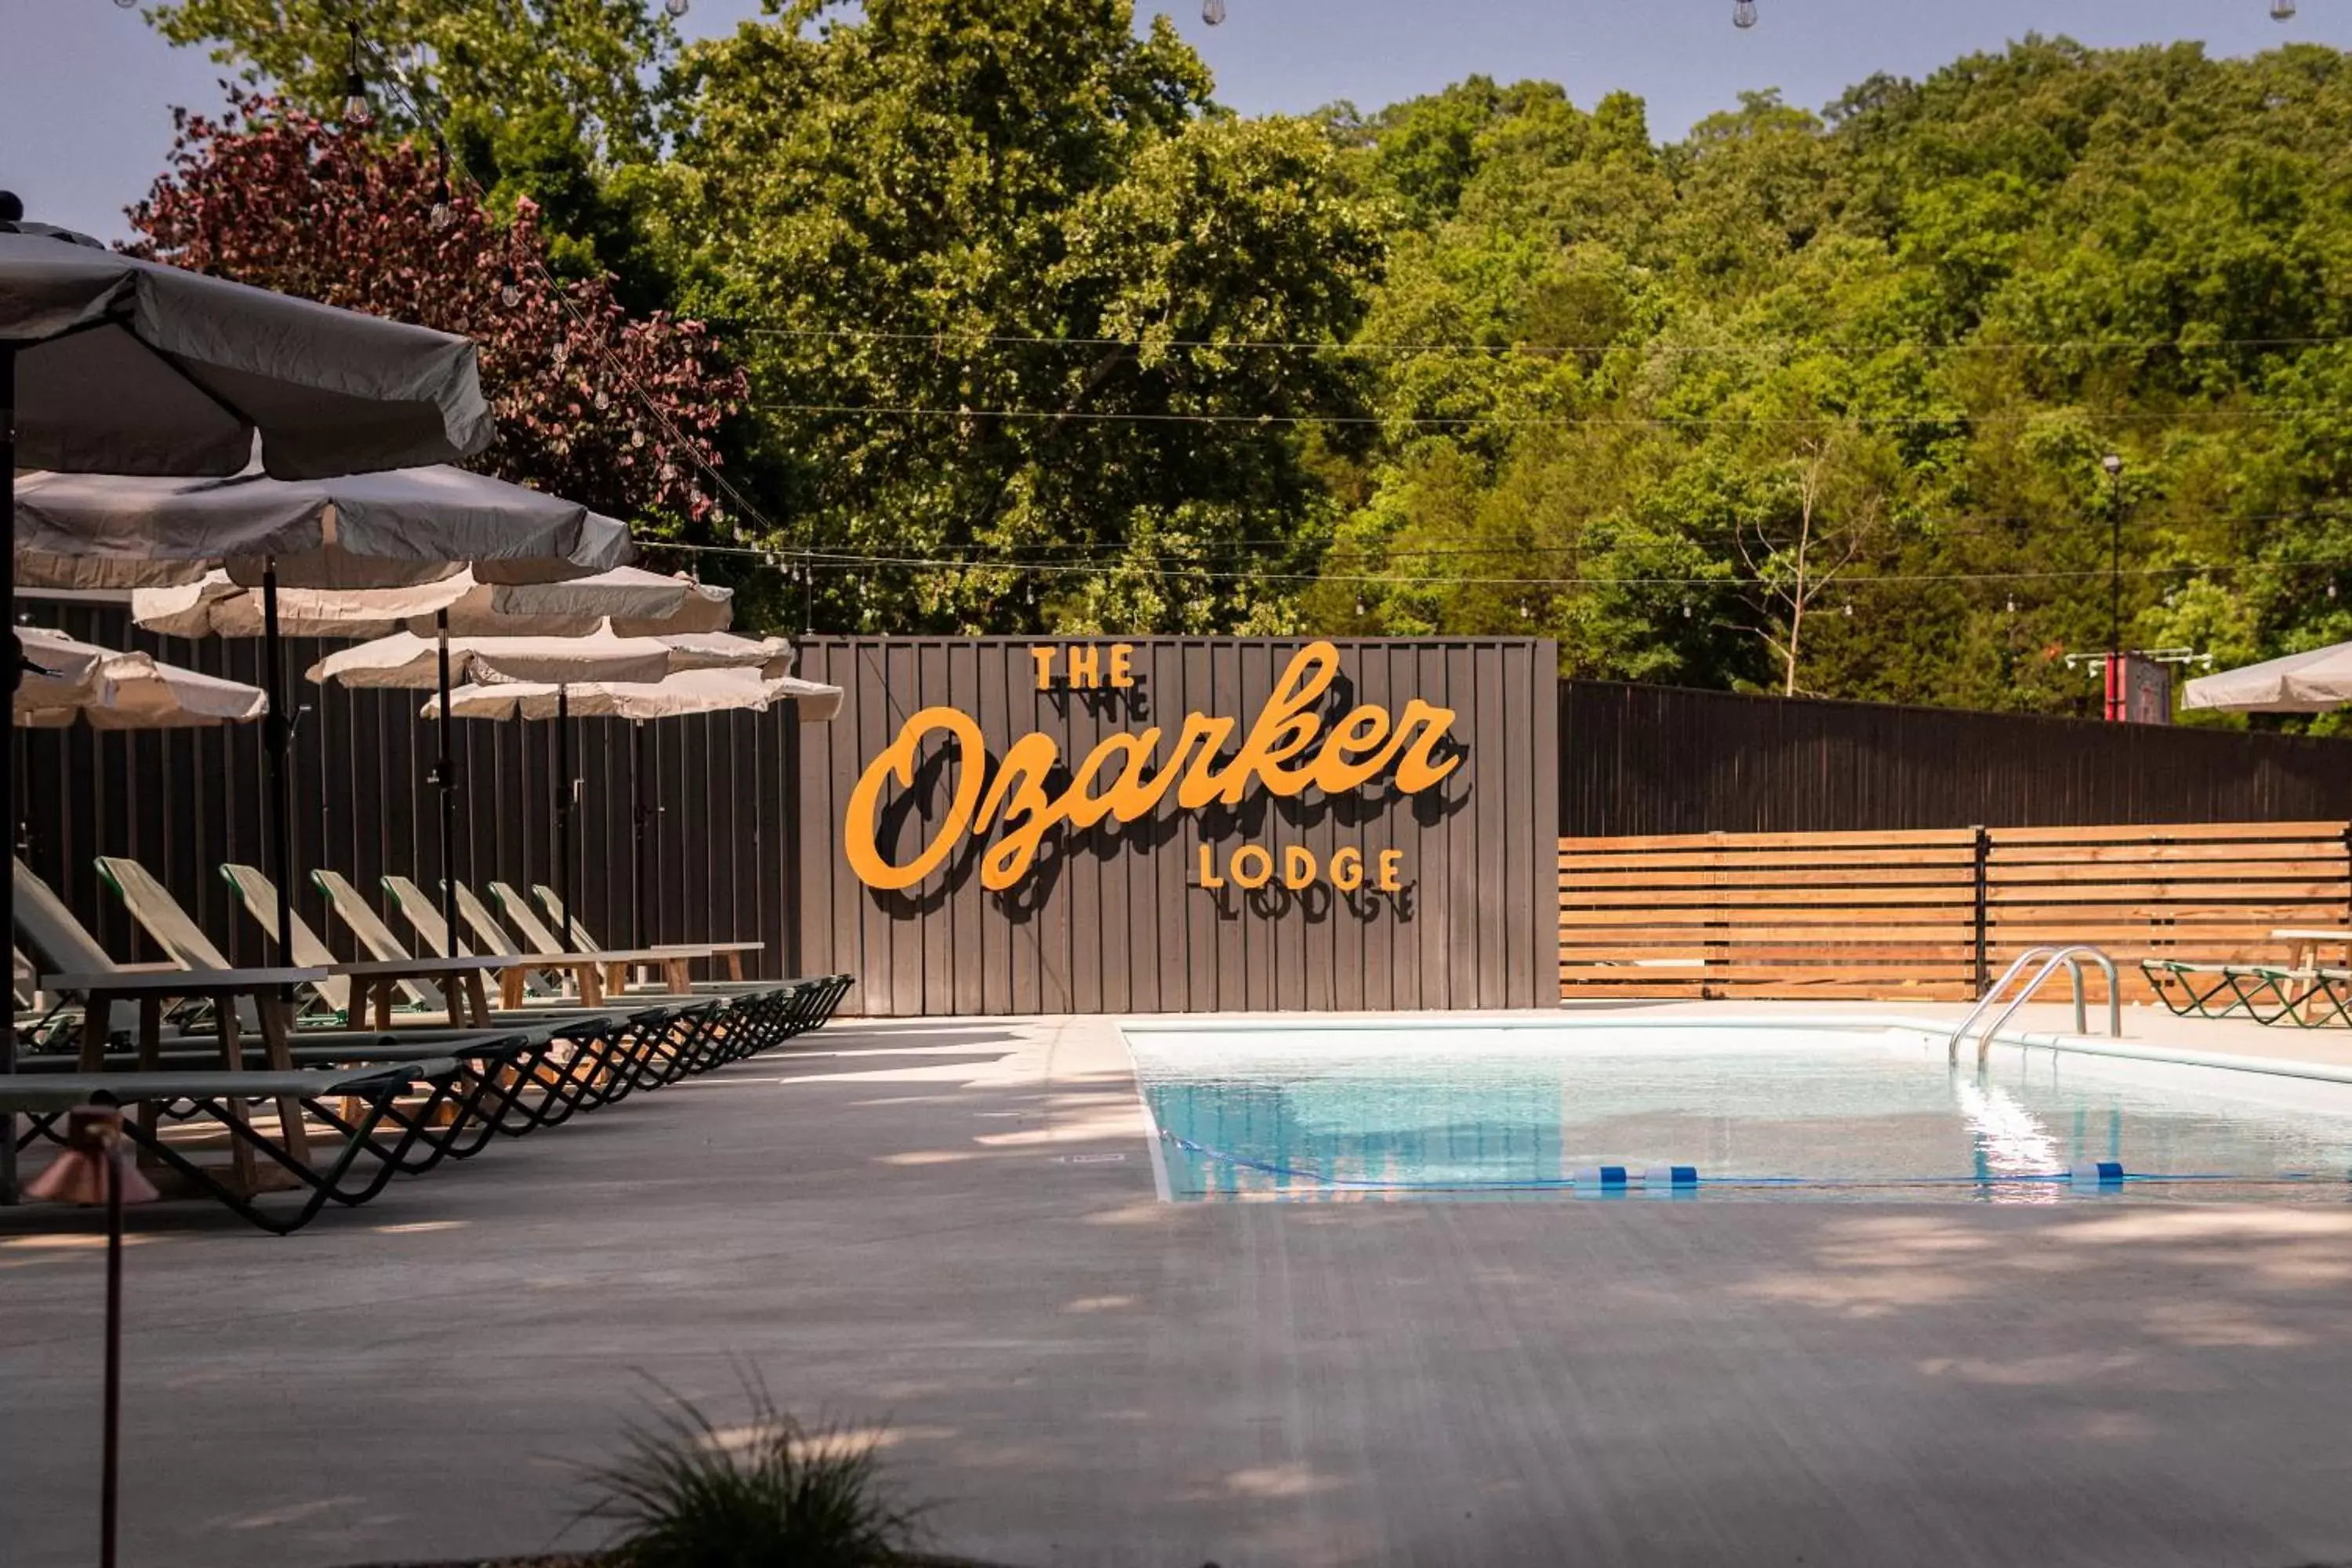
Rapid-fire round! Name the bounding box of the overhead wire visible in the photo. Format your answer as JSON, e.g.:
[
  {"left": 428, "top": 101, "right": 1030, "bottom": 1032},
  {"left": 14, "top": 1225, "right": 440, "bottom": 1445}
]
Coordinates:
[{"left": 730, "top": 324, "right": 2352, "bottom": 358}]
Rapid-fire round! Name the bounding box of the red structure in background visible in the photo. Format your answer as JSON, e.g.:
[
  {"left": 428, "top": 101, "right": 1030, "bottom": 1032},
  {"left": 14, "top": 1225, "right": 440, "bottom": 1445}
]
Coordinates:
[{"left": 2104, "top": 653, "right": 2175, "bottom": 725}]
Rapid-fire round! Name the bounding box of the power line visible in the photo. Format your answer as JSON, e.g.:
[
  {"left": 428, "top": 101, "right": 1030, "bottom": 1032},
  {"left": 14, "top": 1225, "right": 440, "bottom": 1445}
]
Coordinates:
[
  {"left": 753, "top": 401, "right": 2328, "bottom": 429},
  {"left": 639, "top": 536, "right": 2346, "bottom": 590},
  {"left": 731, "top": 325, "right": 2352, "bottom": 358},
  {"left": 619, "top": 504, "right": 2335, "bottom": 568}
]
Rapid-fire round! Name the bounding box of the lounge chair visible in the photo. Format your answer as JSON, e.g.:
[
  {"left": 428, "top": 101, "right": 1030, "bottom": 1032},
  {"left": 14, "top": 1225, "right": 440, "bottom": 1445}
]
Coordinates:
[
  {"left": 13, "top": 858, "right": 189, "bottom": 1044},
  {"left": 5, "top": 1061, "right": 463, "bottom": 1235},
  {"left": 532, "top": 884, "right": 766, "bottom": 985},
  {"left": 2140, "top": 958, "right": 2345, "bottom": 1028},
  {"left": 92, "top": 855, "right": 278, "bottom": 1028},
  {"left": 216, "top": 862, "right": 405, "bottom": 1018}
]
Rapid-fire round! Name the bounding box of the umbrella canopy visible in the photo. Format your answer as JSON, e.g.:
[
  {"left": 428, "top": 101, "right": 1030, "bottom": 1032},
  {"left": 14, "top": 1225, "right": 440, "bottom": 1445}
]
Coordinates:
[
  {"left": 2182, "top": 643, "right": 2352, "bottom": 714},
  {"left": 129, "top": 564, "right": 729, "bottom": 640},
  {"left": 2, "top": 225, "right": 492, "bottom": 480},
  {"left": 16, "top": 463, "right": 630, "bottom": 592},
  {"left": 309, "top": 623, "right": 794, "bottom": 690},
  {"left": 15, "top": 626, "right": 267, "bottom": 729},
  {"left": 430, "top": 666, "right": 844, "bottom": 724}
]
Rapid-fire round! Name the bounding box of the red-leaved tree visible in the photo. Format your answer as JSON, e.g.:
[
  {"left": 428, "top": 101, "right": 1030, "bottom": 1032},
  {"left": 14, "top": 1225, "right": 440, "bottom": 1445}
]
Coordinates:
[{"left": 129, "top": 94, "right": 743, "bottom": 530}]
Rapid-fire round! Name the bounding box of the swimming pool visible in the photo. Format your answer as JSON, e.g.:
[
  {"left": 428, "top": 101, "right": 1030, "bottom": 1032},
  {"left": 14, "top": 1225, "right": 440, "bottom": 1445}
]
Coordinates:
[{"left": 1123, "top": 1019, "right": 2352, "bottom": 1203}]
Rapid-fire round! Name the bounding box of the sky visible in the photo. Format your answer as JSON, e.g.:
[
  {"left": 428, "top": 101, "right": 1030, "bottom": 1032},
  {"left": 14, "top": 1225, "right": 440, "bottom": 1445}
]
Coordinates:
[{"left": 4, "top": 1, "right": 2347, "bottom": 243}]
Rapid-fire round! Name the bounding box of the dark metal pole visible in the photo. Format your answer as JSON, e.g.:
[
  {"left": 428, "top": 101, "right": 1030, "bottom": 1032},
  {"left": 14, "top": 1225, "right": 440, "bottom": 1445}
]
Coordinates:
[
  {"left": 2, "top": 344, "right": 17, "bottom": 1205},
  {"left": 434, "top": 610, "right": 457, "bottom": 939},
  {"left": 102, "top": 1136, "right": 125, "bottom": 1568},
  {"left": 556, "top": 686, "right": 573, "bottom": 939},
  {"left": 260, "top": 559, "right": 295, "bottom": 970},
  {"left": 631, "top": 719, "right": 648, "bottom": 950}
]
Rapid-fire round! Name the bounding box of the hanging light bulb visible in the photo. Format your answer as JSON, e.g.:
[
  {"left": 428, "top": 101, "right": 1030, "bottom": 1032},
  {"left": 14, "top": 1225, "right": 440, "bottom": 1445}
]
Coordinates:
[
  {"left": 2271, "top": 0, "right": 2297, "bottom": 20},
  {"left": 593, "top": 387, "right": 611, "bottom": 412},
  {"left": 341, "top": 27, "right": 372, "bottom": 124},
  {"left": 2005, "top": 594, "right": 2017, "bottom": 615},
  {"left": 630, "top": 427, "right": 647, "bottom": 448},
  {"left": 427, "top": 169, "right": 453, "bottom": 231},
  {"left": 1733, "top": 0, "right": 1758, "bottom": 27},
  {"left": 1202, "top": 0, "right": 1226, "bottom": 23},
  {"left": 499, "top": 270, "right": 522, "bottom": 308},
  {"left": 114, "top": 0, "right": 137, "bottom": 9},
  {"left": 666, "top": 0, "right": 691, "bottom": 14}
]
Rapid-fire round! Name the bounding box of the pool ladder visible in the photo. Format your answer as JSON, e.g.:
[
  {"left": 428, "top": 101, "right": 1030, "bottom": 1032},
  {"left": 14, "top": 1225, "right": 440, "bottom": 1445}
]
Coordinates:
[{"left": 1948, "top": 945, "right": 2122, "bottom": 1066}]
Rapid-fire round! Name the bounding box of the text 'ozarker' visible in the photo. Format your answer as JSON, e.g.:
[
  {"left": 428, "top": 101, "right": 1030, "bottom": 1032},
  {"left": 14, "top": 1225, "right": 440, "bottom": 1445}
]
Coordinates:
[{"left": 844, "top": 641, "right": 1462, "bottom": 891}]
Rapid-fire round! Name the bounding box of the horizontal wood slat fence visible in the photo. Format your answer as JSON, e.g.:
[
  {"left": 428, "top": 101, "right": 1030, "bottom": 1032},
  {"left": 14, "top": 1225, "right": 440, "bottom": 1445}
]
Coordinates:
[{"left": 1559, "top": 822, "right": 2352, "bottom": 1003}]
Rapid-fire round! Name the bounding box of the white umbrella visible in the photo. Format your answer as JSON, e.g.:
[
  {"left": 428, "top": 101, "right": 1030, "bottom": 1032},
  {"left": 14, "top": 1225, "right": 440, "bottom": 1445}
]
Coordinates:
[
  {"left": 131, "top": 561, "right": 720, "bottom": 937},
  {"left": 314, "top": 625, "right": 796, "bottom": 922},
  {"left": 2182, "top": 642, "right": 2352, "bottom": 714},
  {"left": 430, "top": 667, "right": 840, "bottom": 948},
  {"left": 16, "top": 626, "right": 267, "bottom": 729},
  {"left": 309, "top": 623, "right": 792, "bottom": 689},
  {"left": 430, "top": 666, "right": 843, "bottom": 723},
  {"left": 132, "top": 564, "right": 730, "bottom": 639}
]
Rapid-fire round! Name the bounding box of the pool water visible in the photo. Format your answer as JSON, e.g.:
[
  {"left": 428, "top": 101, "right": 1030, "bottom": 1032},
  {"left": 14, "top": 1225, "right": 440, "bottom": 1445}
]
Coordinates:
[{"left": 1124, "top": 1022, "right": 2352, "bottom": 1203}]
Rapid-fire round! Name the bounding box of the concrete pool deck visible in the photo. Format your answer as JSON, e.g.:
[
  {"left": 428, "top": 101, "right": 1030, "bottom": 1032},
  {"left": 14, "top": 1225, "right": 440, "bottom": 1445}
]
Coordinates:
[{"left": 7, "top": 1003, "right": 2352, "bottom": 1566}]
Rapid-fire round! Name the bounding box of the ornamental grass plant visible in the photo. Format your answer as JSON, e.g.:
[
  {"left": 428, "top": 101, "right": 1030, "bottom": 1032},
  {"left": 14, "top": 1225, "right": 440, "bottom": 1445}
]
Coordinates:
[{"left": 580, "top": 1377, "right": 922, "bottom": 1568}]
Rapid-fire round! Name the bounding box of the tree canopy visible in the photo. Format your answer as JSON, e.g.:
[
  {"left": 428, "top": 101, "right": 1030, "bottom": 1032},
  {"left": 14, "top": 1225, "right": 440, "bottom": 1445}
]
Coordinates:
[{"left": 132, "top": 5, "right": 2352, "bottom": 720}]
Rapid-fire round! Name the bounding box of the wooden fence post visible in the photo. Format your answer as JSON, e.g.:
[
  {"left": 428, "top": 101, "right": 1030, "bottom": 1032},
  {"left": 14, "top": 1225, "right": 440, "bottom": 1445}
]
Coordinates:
[{"left": 1972, "top": 825, "right": 1992, "bottom": 997}]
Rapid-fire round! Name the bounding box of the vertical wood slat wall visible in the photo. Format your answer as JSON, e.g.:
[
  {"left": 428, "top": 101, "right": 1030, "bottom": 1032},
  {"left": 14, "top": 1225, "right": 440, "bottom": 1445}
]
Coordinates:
[
  {"left": 21, "top": 603, "right": 799, "bottom": 978},
  {"left": 793, "top": 638, "right": 1560, "bottom": 1017},
  {"left": 1559, "top": 822, "right": 2352, "bottom": 1004}
]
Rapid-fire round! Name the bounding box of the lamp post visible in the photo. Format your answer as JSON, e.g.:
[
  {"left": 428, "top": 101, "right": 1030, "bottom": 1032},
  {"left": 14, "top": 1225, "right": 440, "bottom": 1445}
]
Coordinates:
[
  {"left": 2101, "top": 453, "right": 2126, "bottom": 721},
  {"left": 26, "top": 1101, "right": 161, "bottom": 1568}
]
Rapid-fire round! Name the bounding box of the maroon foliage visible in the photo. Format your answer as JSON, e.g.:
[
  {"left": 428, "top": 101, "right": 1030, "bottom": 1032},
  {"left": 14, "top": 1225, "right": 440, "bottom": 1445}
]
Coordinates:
[{"left": 129, "top": 95, "right": 742, "bottom": 528}]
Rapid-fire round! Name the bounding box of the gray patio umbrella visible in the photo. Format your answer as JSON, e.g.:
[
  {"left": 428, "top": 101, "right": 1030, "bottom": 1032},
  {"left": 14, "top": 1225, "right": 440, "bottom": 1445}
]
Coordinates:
[
  {"left": 430, "top": 666, "right": 842, "bottom": 946},
  {"left": 13, "top": 463, "right": 626, "bottom": 955},
  {"left": 315, "top": 626, "right": 794, "bottom": 931},
  {"left": 2, "top": 196, "right": 491, "bottom": 1200}
]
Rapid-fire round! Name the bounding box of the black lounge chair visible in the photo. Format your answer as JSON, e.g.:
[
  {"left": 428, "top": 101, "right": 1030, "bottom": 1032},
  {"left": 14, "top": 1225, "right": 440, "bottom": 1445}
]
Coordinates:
[{"left": 4, "top": 1061, "right": 464, "bottom": 1235}]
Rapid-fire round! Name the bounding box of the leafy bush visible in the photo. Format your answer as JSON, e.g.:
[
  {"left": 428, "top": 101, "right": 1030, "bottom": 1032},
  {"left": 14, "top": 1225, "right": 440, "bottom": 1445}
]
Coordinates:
[{"left": 582, "top": 1377, "right": 921, "bottom": 1568}]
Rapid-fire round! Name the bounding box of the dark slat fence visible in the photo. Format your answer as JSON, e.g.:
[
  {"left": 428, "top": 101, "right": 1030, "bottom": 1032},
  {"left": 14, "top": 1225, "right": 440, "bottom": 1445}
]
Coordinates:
[
  {"left": 1563, "top": 681, "right": 2352, "bottom": 835},
  {"left": 20, "top": 603, "right": 800, "bottom": 978}
]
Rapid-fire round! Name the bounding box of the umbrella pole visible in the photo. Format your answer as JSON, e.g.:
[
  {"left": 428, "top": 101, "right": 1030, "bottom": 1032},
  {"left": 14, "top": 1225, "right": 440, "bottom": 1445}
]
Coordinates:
[
  {"left": 260, "top": 560, "right": 295, "bottom": 977},
  {"left": 435, "top": 611, "right": 456, "bottom": 941},
  {"left": 2, "top": 345, "right": 16, "bottom": 1205},
  {"left": 556, "top": 686, "right": 573, "bottom": 946},
  {"left": 631, "top": 720, "right": 648, "bottom": 950}
]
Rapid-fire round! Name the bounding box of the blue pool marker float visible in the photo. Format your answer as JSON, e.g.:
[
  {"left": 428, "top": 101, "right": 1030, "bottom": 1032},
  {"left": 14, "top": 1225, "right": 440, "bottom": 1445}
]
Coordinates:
[
  {"left": 1572, "top": 1164, "right": 1630, "bottom": 1189},
  {"left": 2069, "top": 1160, "right": 2126, "bottom": 1187}
]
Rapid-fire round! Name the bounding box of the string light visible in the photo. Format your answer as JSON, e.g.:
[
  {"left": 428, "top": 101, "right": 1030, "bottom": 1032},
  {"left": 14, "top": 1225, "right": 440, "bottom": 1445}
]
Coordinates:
[
  {"left": 1203, "top": 0, "right": 1227, "bottom": 23},
  {"left": 1733, "top": 1, "right": 1758, "bottom": 28},
  {"left": 427, "top": 147, "right": 453, "bottom": 231},
  {"left": 341, "top": 28, "right": 372, "bottom": 125},
  {"left": 666, "top": 0, "right": 691, "bottom": 15},
  {"left": 499, "top": 270, "right": 522, "bottom": 308},
  {"left": 114, "top": 0, "right": 136, "bottom": 8},
  {"left": 2272, "top": 0, "right": 2297, "bottom": 19}
]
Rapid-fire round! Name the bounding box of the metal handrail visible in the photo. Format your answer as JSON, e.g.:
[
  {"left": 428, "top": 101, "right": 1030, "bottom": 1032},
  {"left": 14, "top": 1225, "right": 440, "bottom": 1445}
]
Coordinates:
[
  {"left": 1949, "top": 945, "right": 2122, "bottom": 1067},
  {"left": 1947, "top": 947, "right": 2059, "bottom": 1059}
]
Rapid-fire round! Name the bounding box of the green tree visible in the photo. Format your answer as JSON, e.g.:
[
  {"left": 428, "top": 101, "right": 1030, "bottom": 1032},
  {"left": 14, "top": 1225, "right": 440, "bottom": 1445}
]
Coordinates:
[{"left": 656, "top": 0, "right": 1386, "bottom": 633}]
